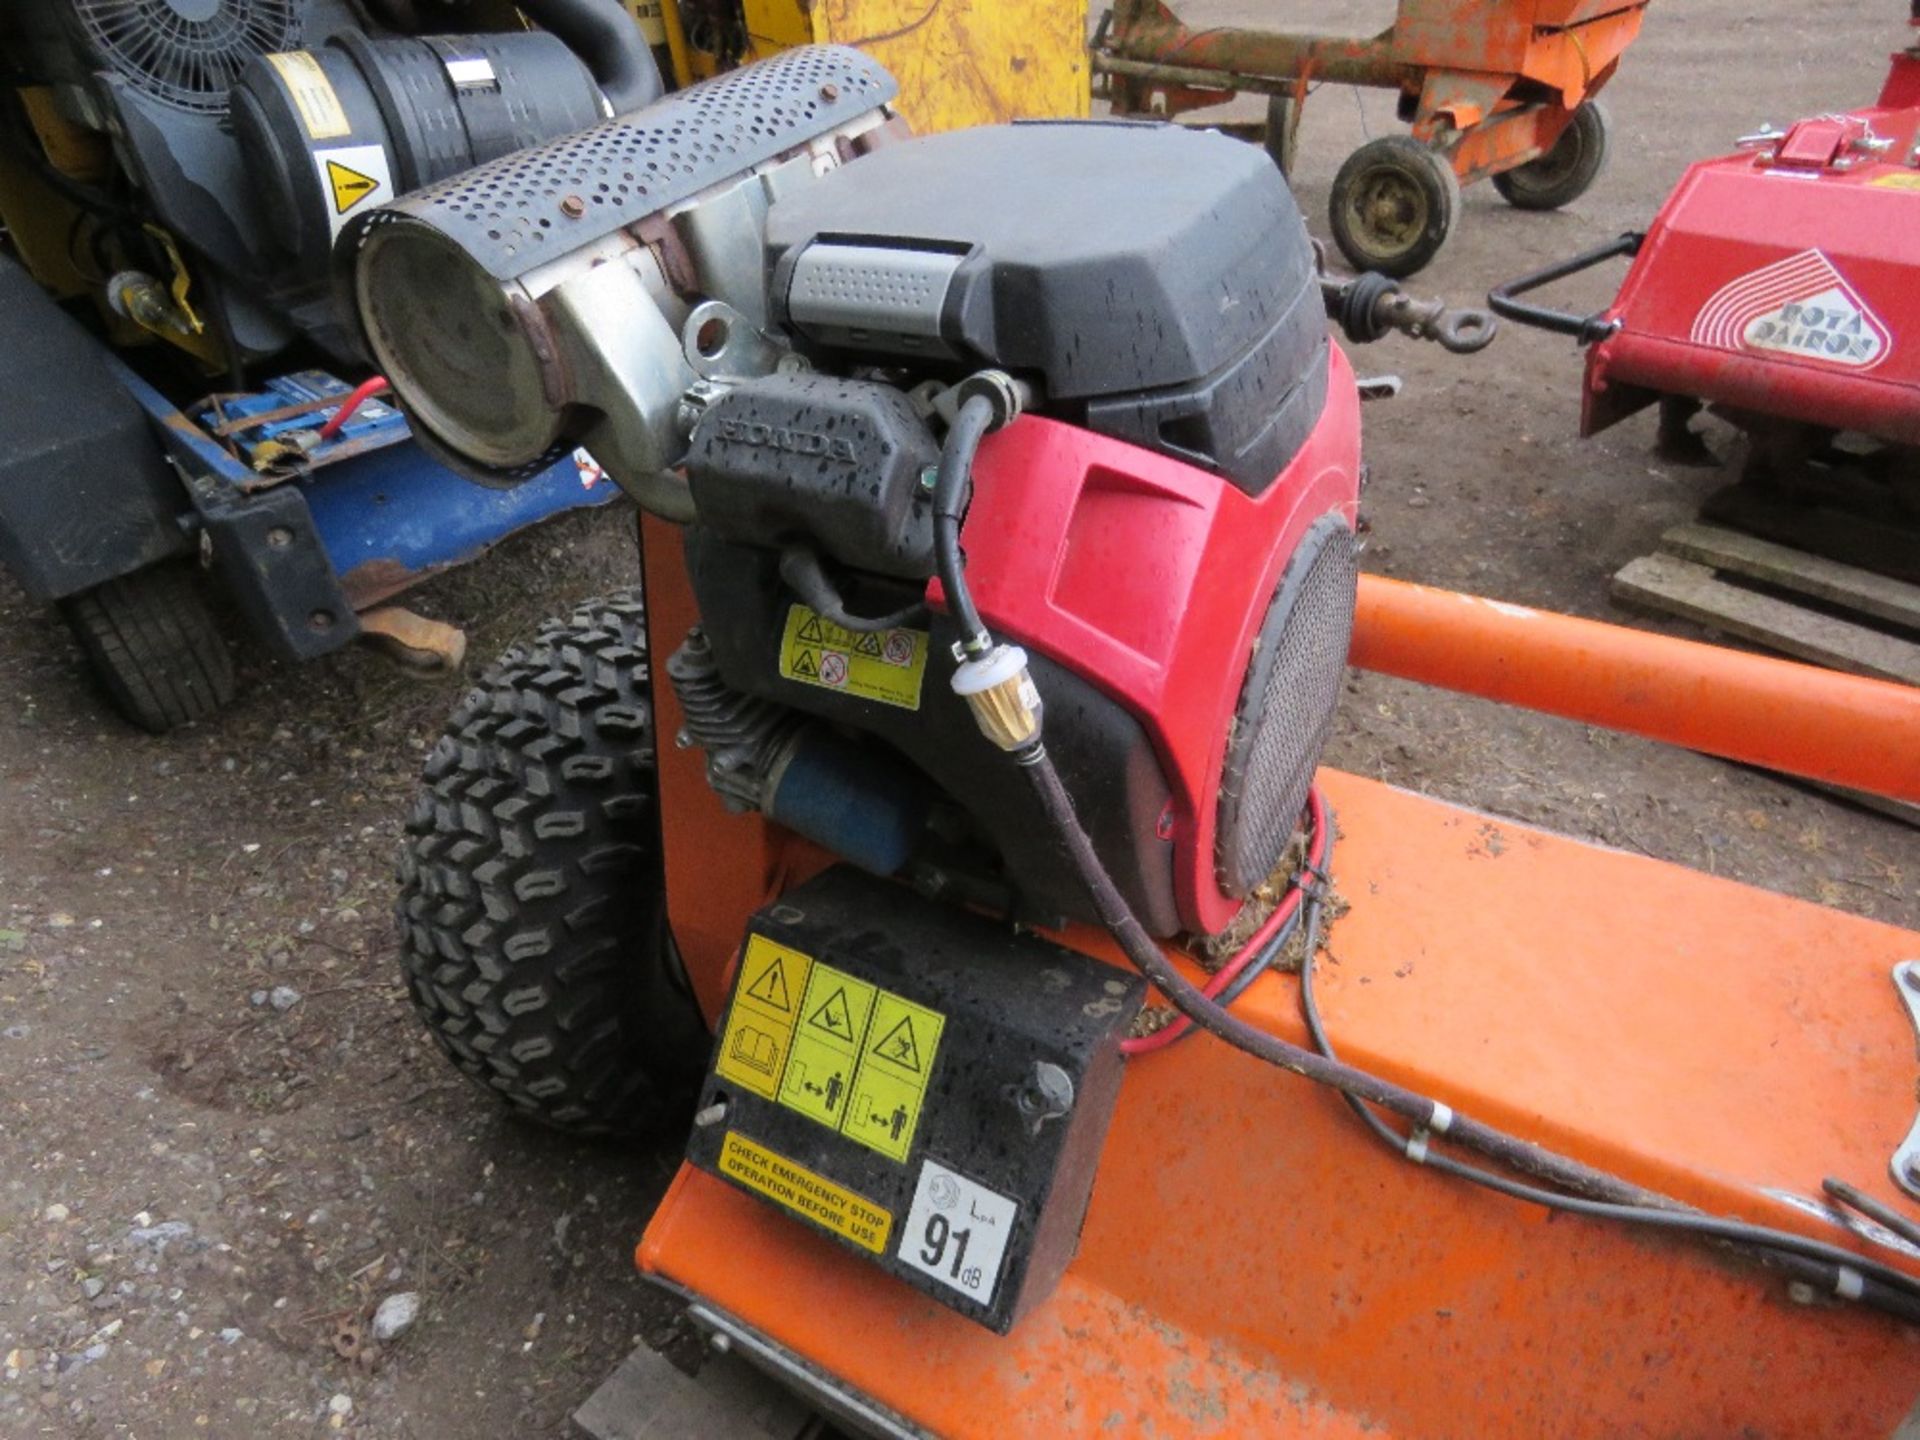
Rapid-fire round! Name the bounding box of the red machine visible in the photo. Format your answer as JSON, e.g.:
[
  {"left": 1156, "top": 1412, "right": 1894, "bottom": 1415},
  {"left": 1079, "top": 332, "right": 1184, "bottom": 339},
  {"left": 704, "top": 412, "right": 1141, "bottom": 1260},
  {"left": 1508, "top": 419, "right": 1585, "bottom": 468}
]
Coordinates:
[{"left": 1493, "top": 10, "right": 1920, "bottom": 473}]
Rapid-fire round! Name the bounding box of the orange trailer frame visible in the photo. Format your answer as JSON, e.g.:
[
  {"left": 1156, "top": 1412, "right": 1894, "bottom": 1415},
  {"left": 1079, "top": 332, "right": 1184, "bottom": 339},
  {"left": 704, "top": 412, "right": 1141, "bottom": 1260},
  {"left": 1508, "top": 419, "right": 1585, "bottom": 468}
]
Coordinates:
[
  {"left": 1092, "top": 0, "right": 1650, "bottom": 274},
  {"left": 635, "top": 513, "right": 1920, "bottom": 1438},
  {"left": 1095, "top": 0, "right": 1645, "bottom": 180}
]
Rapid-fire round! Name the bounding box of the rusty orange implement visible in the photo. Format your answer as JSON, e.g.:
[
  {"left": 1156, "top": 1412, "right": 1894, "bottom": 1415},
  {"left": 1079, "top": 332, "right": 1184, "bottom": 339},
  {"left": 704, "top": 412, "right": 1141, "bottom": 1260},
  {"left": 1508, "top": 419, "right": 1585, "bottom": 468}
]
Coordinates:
[{"left": 1095, "top": 0, "right": 1649, "bottom": 184}]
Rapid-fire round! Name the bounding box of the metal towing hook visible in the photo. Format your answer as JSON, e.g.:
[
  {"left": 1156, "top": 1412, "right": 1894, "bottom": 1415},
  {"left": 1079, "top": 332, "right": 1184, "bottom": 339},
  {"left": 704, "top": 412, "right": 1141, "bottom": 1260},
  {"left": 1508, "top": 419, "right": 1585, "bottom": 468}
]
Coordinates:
[{"left": 1320, "top": 268, "right": 1500, "bottom": 355}]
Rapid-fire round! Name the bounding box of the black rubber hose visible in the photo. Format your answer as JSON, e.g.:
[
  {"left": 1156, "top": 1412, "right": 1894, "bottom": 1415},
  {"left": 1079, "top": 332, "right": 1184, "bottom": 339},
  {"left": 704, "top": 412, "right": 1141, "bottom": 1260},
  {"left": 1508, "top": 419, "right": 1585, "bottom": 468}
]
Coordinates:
[
  {"left": 518, "top": 0, "right": 665, "bottom": 113},
  {"left": 778, "top": 546, "right": 927, "bottom": 634},
  {"left": 1298, "top": 900, "right": 1920, "bottom": 1324},
  {"left": 1021, "top": 745, "right": 1671, "bottom": 1205},
  {"left": 1031, "top": 741, "right": 1920, "bottom": 1321},
  {"left": 933, "top": 395, "right": 996, "bottom": 657}
]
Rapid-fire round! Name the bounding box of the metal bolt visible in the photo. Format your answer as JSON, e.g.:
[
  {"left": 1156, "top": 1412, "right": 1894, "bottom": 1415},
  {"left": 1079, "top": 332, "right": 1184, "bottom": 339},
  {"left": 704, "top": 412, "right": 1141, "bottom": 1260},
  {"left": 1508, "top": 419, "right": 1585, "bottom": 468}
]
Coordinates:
[
  {"left": 559, "top": 194, "right": 586, "bottom": 219},
  {"left": 710, "top": 1332, "right": 731, "bottom": 1354},
  {"left": 692, "top": 1100, "right": 728, "bottom": 1128},
  {"left": 308, "top": 609, "right": 336, "bottom": 632},
  {"left": 265, "top": 526, "right": 293, "bottom": 549},
  {"left": 1785, "top": 1281, "right": 1817, "bottom": 1306},
  {"left": 919, "top": 465, "right": 939, "bottom": 492},
  {"left": 819, "top": 83, "right": 840, "bottom": 101},
  {"left": 1011, "top": 1061, "right": 1074, "bottom": 1136}
]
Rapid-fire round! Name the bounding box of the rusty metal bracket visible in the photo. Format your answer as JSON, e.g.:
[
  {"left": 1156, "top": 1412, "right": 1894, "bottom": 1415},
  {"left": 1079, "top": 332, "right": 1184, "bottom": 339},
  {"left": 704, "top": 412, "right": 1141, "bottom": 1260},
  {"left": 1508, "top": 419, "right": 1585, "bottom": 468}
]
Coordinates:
[{"left": 1894, "top": 961, "right": 1920, "bottom": 1201}]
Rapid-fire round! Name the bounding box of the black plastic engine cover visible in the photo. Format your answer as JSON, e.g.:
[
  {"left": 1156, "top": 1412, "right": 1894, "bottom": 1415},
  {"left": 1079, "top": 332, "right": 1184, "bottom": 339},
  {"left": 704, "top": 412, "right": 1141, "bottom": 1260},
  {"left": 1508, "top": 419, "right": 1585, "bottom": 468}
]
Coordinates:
[
  {"left": 764, "top": 120, "right": 1329, "bottom": 494},
  {"left": 683, "top": 530, "right": 1182, "bottom": 937},
  {"left": 687, "top": 372, "right": 940, "bottom": 580}
]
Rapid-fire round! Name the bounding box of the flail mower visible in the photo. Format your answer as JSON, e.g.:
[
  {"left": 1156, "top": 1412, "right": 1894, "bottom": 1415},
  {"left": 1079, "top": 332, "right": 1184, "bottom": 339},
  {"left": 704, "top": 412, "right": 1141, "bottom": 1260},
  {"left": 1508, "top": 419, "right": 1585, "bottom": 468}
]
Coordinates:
[{"left": 354, "top": 44, "right": 1920, "bottom": 1439}]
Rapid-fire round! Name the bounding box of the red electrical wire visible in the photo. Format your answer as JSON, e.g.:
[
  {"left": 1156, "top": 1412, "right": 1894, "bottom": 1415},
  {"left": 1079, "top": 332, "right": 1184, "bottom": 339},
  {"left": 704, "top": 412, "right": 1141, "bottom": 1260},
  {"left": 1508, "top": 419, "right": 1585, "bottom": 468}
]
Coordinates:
[
  {"left": 316, "top": 375, "right": 390, "bottom": 442},
  {"left": 1120, "top": 785, "right": 1330, "bottom": 1057}
]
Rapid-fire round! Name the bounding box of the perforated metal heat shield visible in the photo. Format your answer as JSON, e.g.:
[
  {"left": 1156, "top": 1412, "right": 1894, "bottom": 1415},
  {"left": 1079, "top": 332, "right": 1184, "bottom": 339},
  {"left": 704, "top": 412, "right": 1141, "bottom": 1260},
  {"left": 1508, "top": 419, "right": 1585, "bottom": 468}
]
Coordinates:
[{"left": 335, "top": 44, "right": 897, "bottom": 286}]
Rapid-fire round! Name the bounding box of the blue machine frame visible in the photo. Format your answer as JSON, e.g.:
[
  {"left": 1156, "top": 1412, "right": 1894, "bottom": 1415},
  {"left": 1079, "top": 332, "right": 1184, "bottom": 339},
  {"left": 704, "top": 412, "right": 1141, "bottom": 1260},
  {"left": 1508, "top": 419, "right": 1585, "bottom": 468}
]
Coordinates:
[{"left": 109, "top": 357, "right": 620, "bottom": 661}]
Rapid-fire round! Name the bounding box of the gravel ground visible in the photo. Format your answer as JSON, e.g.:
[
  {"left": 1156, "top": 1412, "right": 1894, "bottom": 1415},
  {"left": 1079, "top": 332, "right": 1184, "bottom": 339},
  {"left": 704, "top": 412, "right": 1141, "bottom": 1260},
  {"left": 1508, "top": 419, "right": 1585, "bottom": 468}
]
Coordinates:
[{"left": 1, "top": 5, "right": 1915, "bottom": 1437}]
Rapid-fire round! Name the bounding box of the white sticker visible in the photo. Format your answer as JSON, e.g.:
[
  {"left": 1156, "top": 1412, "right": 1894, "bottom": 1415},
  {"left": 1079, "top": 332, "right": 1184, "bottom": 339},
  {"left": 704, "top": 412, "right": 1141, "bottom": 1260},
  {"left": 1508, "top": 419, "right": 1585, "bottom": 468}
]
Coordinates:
[
  {"left": 1690, "top": 248, "right": 1891, "bottom": 371},
  {"left": 312, "top": 143, "right": 393, "bottom": 239},
  {"left": 897, "top": 1159, "right": 1017, "bottom": 1306},
  {"left": 572, "top": 447, "right": 604, "bottom": 489},
  {"left": 443, "top": 56, "right": 497, "bottom": 88}
]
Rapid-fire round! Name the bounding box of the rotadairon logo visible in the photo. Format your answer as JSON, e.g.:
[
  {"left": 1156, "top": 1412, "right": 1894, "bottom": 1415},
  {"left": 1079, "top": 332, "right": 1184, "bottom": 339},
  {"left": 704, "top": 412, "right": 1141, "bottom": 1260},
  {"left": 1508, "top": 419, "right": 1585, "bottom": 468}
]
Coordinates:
[{"left": 1690, "top": 249, "right": 1891, "bottom": 370}]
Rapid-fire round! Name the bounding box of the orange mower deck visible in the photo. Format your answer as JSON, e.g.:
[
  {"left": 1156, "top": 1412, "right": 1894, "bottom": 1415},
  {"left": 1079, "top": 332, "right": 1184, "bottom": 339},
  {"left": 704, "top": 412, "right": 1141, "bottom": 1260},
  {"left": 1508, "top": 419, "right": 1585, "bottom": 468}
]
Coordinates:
[
  {"left": 634, "top": 515, "right": 1920, "bottom": 1439},
  {"left": 640, "top": 768, "right": 1920, "bottom": 1437}
]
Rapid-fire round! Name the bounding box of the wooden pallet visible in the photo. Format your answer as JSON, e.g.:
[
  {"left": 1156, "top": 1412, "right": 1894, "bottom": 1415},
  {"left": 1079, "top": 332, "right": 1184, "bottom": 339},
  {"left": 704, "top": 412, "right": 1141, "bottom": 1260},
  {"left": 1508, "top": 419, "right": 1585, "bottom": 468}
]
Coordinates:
[
  {"left": 1611, "top": 522, "right": 1920, "bottom": 824},
  {"left": 1613, "top": 523, "right": 1920, "bottom": 686}
]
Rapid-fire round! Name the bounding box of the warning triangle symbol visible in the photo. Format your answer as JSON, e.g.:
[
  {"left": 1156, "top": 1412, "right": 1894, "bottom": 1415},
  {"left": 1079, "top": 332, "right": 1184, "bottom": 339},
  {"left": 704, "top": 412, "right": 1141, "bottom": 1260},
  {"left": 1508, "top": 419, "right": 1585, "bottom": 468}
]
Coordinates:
[
  {"left": 806, "top": 986, "right": 855, "bottom": 1041},
  {"left": 870, "top": 1015, "right": 921, "bottom": 1073},
  {"left": 326, "top": 158, "right": 380, "bottom": 215},
  {"left": 797, "top": 616, "right": 827, "bottom": 644},
  {"left": 745, "top": 956, "right": 791, "bottom": 1013},
  {"left": 792, "top": 648, "right": 820, "bottom": 679},
  {"left": 853, "top": 633, "right": 882, "bottom": 657}
]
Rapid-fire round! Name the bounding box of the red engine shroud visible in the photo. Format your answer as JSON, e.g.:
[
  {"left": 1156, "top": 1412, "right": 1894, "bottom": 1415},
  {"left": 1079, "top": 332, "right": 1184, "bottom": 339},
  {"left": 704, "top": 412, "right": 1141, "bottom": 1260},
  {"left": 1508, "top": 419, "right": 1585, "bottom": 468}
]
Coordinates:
[
  {"left": 940, "top": 344, "right": 1364, "bottom": 938},
  {"left": 1584, "top": 50, "right": 1920, "bottom": 445}
]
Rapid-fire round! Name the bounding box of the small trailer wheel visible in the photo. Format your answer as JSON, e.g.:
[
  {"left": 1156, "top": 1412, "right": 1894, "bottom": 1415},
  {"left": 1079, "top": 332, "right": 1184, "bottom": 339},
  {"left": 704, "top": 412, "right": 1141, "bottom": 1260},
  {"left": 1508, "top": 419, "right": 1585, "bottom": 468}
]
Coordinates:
[
  {"left": 1329, "top": 135, "right": 1460, "bottom": 278},
  {"left": 59, "top": 561, "right": 236, "bottom": 733},
  {"left": 1264, "top": 90, "right": 1301, "bottom": 178},
  {"left": 1493, "top": 100, "right": 1612, "bottom": 212},
  {"left": 396, "top": 589, "right": 710, "bottom": 1138}
]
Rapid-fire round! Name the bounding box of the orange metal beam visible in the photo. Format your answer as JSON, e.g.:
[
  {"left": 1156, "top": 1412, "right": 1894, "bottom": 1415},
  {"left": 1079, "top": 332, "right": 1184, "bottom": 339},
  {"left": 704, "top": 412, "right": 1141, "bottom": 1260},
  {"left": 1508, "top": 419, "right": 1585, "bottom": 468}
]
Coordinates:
[{"left": 1349, "top": 575, "right": 1920, "bottom": 803}]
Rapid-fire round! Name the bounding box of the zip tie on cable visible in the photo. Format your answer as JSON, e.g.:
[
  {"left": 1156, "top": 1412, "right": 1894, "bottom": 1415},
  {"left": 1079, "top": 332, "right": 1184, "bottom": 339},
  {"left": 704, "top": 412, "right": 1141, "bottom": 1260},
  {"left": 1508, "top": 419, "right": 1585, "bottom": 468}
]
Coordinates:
[
  {"left": 1836, "top": 1267, "right": 1865, "bottom": 1301},
  {"left": 1407, "top": 1103, "right": 1454, "bottom": 1162}
]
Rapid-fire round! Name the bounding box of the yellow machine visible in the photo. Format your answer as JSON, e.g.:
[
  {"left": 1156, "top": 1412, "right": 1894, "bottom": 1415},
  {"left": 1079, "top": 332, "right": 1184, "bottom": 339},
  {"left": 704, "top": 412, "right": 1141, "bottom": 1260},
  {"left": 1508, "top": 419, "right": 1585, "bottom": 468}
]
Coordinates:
[{"left": 656, "top": 0, "right": 1091, "bottom": 129}]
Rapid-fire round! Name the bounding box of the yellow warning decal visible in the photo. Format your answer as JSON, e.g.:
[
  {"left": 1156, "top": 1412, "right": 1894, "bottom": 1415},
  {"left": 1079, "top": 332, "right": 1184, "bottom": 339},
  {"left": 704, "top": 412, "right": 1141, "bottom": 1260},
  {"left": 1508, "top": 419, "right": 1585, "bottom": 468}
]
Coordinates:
[
  {"left": 326, "top": 158, "right": 380, "bottom": 215},
  {"left": 267, "top": 51, "right": 350, "bottom": 140},
  {"left": 843, "top": 990, "right": 944, "bottom": 1163},
  {"left": 718, "top": 1131, "right": 892, "bottom": 1254},
  {"left": 714, "top": 935, "right": 948, "bottom": 1164},
  {"left": 778, "top": 961, "right": 877, "bottom": 1130},
  {"left": 714, "top": 936, "right": 813, "bottom": 1100},
  {"left": 778, "top": 605, "right": 928, "bottom": 711},
  {"left": 1870, "top": 172, "right": 1920, "bottom": 193}
]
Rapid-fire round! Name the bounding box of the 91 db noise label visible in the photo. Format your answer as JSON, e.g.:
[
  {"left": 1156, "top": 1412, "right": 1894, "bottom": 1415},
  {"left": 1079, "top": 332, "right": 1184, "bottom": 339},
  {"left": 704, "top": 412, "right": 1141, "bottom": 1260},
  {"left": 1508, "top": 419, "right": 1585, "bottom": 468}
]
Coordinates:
[{"left": 898, "top": 1159, "right": 1017, "bottom": 1306}]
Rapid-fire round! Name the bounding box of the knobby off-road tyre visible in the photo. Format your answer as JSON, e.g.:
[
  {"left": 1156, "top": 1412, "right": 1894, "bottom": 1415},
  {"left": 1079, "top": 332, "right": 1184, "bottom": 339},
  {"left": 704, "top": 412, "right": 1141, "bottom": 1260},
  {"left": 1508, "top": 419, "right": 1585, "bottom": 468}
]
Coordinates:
[
  {"left": 1492, "top": 101, "right": 1612, "bottom": 212},
  {"left": 397, "top": 590, "right": 709, "bottom": 1137},
  {"left": 59, "top": 560, "right": 235, "bottom": 732}
]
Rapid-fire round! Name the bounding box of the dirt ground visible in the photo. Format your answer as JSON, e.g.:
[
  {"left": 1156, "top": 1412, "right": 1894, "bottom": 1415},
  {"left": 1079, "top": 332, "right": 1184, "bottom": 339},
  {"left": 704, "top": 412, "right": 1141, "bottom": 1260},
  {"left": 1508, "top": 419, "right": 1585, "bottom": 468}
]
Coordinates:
[{"left": 1, "top": 6, "right": 1915, "bottom": 1437}]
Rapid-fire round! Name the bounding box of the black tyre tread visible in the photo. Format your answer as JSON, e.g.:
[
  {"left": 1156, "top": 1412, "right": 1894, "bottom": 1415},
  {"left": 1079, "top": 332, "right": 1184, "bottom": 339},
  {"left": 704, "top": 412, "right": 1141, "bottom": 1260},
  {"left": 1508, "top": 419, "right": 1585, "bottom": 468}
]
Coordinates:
[
  {"left": 1492, "top": 100, "right": 1611, "bottom": 212},
  {"left": 396, "top": 589, "right": 707, "bottom": 1137},
  {"left": 1328, "top": 134, "right": 1460, "bottom": 279},
  {"left": 60, "top": 562, "right": 235, "bottom": 733}
]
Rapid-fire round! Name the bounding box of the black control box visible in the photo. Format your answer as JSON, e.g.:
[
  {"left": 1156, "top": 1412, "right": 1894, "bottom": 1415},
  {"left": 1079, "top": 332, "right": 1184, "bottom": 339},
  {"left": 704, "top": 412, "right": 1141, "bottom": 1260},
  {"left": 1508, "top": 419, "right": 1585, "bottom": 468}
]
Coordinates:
[{"left": 684, "top": 867, "right": 1143, "bottom": 1333}]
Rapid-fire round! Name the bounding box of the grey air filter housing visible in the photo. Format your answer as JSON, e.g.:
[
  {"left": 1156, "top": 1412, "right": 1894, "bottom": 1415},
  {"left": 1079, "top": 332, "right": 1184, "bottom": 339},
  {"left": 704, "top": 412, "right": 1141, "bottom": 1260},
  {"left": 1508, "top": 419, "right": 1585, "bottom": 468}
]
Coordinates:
[
  {"left": 338, "top": 45, "right": 900, "bottom": 503},
  {"left": 763, "top": 120, "right": 1330, "bottom": 494}
]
